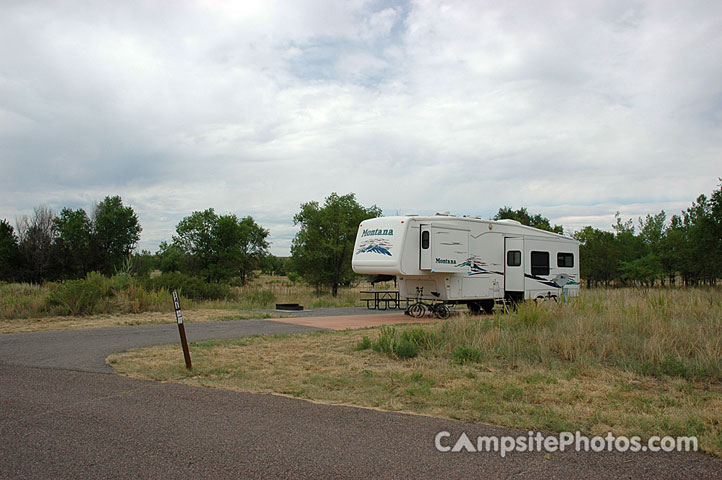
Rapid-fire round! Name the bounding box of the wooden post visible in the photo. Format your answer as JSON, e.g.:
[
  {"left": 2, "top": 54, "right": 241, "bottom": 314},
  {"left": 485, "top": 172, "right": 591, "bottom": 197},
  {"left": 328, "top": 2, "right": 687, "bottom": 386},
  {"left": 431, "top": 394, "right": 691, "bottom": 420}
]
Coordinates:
[{"left": 172, "top": 290, "right": 192, "bottom": 370}]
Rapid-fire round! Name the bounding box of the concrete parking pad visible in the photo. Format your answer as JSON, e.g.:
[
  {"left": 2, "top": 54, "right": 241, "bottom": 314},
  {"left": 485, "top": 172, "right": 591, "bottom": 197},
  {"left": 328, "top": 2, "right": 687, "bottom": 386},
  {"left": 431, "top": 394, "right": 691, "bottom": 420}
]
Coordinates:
[{"left": 265, "top": 313, "right": 438, "bottom": 330}]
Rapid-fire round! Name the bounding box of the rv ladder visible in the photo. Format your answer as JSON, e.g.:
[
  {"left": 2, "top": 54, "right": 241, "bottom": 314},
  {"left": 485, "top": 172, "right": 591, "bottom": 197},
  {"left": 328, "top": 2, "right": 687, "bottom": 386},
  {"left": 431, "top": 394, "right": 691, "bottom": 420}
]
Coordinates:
[{"left": 493, "top": 297, "right": 510, "bottom": 314}]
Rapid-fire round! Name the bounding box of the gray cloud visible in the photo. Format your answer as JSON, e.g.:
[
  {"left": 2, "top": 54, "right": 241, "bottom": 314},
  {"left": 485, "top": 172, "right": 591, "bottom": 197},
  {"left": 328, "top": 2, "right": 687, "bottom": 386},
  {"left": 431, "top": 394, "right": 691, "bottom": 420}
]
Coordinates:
[{"left": 1, "top": 0, "right": 720, "bottom": 255}]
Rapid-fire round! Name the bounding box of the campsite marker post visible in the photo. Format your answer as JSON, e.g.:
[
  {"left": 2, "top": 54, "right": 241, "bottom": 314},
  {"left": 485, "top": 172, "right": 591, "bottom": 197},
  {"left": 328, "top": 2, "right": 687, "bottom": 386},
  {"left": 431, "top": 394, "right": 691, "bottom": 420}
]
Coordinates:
[{"left": 172, "top": 290, "right": 192, "bottom": 370}]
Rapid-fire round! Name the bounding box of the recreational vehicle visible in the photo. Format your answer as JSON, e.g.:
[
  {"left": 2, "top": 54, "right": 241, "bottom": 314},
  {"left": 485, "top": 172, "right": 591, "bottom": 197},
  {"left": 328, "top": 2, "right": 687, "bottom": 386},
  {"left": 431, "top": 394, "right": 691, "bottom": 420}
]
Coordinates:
[{"left": 351, "top": 214, "right": 580, "bottom": 313}]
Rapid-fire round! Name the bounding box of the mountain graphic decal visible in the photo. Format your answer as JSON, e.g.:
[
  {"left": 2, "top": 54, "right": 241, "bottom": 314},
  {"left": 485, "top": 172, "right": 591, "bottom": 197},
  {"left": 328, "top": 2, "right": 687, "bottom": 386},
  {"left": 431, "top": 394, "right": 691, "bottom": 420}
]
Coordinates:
[
  {"left": 456, "top": 255, "right": 503, "bottom": 275},
  {"left": 356, "top": 239, "right": 392, "bottom": 256}
]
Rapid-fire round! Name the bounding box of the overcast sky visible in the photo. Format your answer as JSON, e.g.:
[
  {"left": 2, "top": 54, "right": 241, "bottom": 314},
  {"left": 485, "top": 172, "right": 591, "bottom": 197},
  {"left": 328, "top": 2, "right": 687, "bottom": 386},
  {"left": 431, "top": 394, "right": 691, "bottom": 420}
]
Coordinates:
[{"left": 1, "top": 0, "right": 720, "bottom": 255}]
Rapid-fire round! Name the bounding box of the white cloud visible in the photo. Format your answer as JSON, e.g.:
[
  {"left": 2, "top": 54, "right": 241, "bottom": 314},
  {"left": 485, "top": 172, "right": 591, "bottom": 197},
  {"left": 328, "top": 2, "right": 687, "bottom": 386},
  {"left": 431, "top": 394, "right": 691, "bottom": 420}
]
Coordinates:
[{"left": 1, "top": 0, "right": 720, "bottom": 255}]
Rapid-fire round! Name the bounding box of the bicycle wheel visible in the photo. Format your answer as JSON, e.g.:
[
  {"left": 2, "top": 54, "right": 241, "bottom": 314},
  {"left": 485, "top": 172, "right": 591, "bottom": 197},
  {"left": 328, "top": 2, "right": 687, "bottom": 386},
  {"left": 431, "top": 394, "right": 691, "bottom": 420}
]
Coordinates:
[
  {"left": 408, "top": 302, "right": 426, "bottom": 318},
  {"left": 434, "top": 303, "right": 450, "bottom": 319}
]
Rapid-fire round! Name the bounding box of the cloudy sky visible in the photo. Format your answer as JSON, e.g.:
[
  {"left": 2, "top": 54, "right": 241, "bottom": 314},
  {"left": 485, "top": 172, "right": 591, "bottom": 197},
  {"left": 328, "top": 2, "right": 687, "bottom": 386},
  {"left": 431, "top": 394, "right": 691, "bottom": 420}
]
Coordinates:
[{"left": 1, "top": 0, "right": 720, "bottom": 255}]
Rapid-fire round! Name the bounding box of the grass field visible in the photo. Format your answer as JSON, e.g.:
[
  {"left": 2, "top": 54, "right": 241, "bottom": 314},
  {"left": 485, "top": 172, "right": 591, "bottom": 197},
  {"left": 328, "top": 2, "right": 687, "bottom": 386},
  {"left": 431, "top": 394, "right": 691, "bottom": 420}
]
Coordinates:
[
  {"left": 109, "top": 287, "right": 722, "bottom": 456},
  {"left": 0, "top": 274, "right": 374, "bottom": 332}
]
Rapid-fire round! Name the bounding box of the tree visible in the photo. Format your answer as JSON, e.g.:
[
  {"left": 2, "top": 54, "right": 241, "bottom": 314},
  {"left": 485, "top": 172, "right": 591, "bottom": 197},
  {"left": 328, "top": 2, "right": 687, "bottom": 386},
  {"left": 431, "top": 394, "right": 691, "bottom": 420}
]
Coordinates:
[
  {"left": 493, "top": 207, "right": 564, "bottom": 234},
  {"left": 207, "top": 214, "right": 269, "bottom": 285},
  {"left": 53, "top": 208, "right": 93, "bottom": 278},
  {"left": 172, "top": 209, "right": 217, "bottom": 277},
  {"left": 707, "top": 180, "right": 722, "bottom": 281},
  {"left": 91, "top": 196, "right": 142, "bottom": 274},
  {"left": 291, "top": 192, "right": 381, "bottom": 296},
  {"left": 16, "top": 207, "right": 58, "bottom": 282},
  {"left": 633, "top": 211, "right": 666, "bottom": 285},
  {"left": 261, "top": 255, "right": 291, "bottom": 276},
  {"left": 156, "top": 241, "right": 187, "bottom": 274},
  {"left": 131, "top": 250, "right": 157, "bottom": 277},
  {"left": 0, "top": 219, "right": 21, "bottom": 282},
  {"left": 660, "top": 215, "right": 687, "bottom": 285},
  {"left": 172, "top": 210, "right": 269, "bottom": 283},
  {"left": 573, "top": 226, "right": 617, "bottom": 287},
  {"left": 611, "top": 212, "right": 645, "bottom": 285}
]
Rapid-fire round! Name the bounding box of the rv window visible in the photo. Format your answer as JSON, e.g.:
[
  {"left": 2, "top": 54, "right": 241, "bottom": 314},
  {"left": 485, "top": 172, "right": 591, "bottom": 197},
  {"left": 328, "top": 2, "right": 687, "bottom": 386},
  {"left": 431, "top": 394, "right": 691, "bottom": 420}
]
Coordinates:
[
  {"left": 507, "top": 250, "right": 521, "bottom": 267},
  {"left": 421, "top": 231, "right": 430, "bottom": 249},
  {"left": 557, "top": 252, "right": 574, "bottom": 268},
  {"left": 531, "top": 251, "right": 550, "bottom": 276}
]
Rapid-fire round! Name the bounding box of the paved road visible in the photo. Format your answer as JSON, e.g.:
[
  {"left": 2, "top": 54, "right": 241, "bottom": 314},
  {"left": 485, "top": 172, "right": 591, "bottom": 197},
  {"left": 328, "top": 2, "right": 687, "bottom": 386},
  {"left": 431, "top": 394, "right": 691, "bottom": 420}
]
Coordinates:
[
  {"left": 1, "top": 315, "right": 720, "bottom": 478},
  {"left": 0, "top": 319, "right": 320, "bottom": 373}
]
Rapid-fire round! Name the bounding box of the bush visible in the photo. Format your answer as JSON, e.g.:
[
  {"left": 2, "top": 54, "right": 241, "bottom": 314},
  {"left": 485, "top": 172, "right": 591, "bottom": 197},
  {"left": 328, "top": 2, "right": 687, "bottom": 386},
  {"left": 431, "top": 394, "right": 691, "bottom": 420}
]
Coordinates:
[
  {"left": 242, "top": 289, "right": 276, "bottom": 308},
  {"left": 401, "top": 327, "right": 437, "bottom": 350},
  {"left": 372, "top": 327, "right": 395, "bottom": 355},
  {"left": 451, "top": 346, "right": 482, "bottom": 364},
  {"left": 46, "top": 279, "right": 105, "bottom": 315},
  {"left": 394, "top": 338, "right": 420, "bottom": 359},
  {"left": 641, "top": 355, "right": 690, "bottom": 379},
  {"left": 356, "top": 336, "right": 372, "bottom": 351},
  {"left": 143, "top": 272, "right": 233, "bottom": 301},
  {"left": 371, "top": 325, "right": 425, "bottom": 359}
]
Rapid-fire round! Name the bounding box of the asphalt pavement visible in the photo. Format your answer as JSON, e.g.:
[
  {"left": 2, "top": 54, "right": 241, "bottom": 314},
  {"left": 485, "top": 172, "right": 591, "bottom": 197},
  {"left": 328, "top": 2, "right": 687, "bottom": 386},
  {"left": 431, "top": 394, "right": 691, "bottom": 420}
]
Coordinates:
[
  {"left": 0, "top": 318, "right": 320, "bottom": 373},
  {"left": 1, "top": 310, "right": 720, "bottom": 478}
]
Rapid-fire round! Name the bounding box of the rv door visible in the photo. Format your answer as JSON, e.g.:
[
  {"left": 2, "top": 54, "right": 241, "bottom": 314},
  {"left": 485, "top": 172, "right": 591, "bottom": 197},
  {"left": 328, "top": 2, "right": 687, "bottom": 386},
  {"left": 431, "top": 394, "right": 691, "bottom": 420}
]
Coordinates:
[
  {"left": 420, "top": 225, "right": 432, "bottom": 270},
  {"left": 504, "top": 237, "right": 524, "bottom": 293}
]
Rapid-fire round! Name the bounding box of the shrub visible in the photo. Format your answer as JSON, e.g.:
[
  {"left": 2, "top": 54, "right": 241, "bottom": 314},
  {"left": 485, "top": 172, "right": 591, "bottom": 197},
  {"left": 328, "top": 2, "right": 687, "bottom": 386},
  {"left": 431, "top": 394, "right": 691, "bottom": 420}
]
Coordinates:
[
  {"left": 372, "top": 325, "right": 397, "bottom": 355},
  {"left": 394, "top": 338, "right": 420, "bottom": 359},
  {"left": 242, "top": 289, "right": 276, "bottom": 308},
  {"left": 143, "top": 272, "right": 233, "bottom": 301},
  {"left": 46, "top": 280, "right": 105, "bottom": 315},
  {"left": 401, "top": 327, "right": 436, "bottom": 350},
  {"left": 641, "top": 355, "right": 690, "bottom": 379},
  {"left": 356, "top": 336, "right": 372, "bottom": 351},
  {"left": 451, "top": 346, "right": 482, "bottom": 364},
  {"left": 371, "top": 325, "right": 424, "bottom": 359}
]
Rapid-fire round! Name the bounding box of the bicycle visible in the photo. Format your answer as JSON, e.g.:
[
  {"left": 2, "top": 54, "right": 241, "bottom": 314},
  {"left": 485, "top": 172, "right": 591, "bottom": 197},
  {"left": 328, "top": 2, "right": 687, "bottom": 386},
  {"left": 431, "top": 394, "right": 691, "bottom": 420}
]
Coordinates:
[{"left": 406, "top": 287, "right": 451, "bottom": 319}]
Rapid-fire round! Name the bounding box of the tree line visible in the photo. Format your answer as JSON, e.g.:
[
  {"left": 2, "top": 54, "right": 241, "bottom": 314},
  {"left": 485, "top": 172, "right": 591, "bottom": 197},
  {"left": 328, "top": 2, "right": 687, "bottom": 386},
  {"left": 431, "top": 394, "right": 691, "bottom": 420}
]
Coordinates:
[
  {"left": 494, "top": 182, "right": 721, "bottom": 287},
  {"left": 573, "top": 184, "right": 722, "bottom": 287},
  {"left": 0, "top": 196, "right": 141, "bottom": 282},
  {"left": 1, "top": 183, "right": 720, "bottom": 292}
]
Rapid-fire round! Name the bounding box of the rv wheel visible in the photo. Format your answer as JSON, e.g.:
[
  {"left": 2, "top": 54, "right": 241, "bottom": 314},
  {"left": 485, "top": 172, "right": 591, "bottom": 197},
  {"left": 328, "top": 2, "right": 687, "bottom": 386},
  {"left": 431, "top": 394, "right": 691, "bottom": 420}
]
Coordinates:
[
  {"left": 479, "top": 300, "right": 495, "bottom": 314},
  {"left": 467, "top": 302, "right": 482, "bottom": 315}
]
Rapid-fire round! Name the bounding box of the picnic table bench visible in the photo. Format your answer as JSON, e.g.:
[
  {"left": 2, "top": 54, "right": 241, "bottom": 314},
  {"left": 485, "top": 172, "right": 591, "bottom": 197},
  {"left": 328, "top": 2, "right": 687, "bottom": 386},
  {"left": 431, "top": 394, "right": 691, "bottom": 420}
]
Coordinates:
[{"left": 360, "top": 290, "right": 409, "bottom": 310}]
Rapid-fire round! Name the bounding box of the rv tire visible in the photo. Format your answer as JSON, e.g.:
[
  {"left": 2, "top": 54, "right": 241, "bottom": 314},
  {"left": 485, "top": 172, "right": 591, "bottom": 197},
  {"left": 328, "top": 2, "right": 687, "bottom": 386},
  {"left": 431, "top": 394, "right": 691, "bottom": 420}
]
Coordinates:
[{"left": 479, "top": 300, "right": 495, "bottom": 314}]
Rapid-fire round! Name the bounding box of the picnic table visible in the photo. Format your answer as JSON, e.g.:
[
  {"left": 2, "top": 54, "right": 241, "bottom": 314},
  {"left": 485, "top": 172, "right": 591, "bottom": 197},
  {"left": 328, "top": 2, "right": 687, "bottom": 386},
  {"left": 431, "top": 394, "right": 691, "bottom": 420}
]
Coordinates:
[{"left": 360, "top": 290, "right": 409, "bottom": 310}]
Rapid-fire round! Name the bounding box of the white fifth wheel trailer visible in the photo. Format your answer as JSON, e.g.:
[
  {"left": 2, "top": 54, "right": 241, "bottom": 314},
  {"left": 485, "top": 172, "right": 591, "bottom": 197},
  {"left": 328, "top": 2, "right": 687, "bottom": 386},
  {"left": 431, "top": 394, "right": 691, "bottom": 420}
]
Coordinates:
[{"left": 351, "top": 214, "right": 580, "bottom": 313}]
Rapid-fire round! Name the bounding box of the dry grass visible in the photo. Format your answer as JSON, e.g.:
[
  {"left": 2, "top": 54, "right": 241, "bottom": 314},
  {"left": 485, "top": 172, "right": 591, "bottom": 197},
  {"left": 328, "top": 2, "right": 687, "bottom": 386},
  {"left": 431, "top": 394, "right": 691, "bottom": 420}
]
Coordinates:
[
  {"left": 0, "top": 274, "right": 379, "bottom": 324},
  {"left": 231, "top": 274, "right": 385, "bottom": 309},
  {"left": 109, "top": 287, "right": 722, "bottom": 457},
  {"left": 0, "top": 309, "right": 280, "bottom": 334}
]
